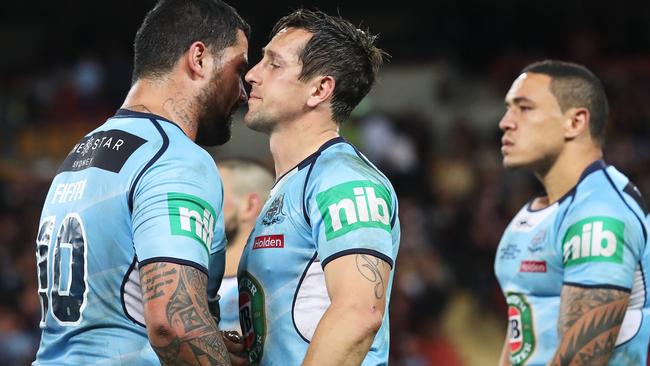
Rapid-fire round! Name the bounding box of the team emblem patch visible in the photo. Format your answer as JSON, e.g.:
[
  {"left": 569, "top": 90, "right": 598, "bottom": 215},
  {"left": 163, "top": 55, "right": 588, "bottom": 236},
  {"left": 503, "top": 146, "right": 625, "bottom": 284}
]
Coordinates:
[{"left": 262, "top": 193, "right": 286, "bottom": 226}]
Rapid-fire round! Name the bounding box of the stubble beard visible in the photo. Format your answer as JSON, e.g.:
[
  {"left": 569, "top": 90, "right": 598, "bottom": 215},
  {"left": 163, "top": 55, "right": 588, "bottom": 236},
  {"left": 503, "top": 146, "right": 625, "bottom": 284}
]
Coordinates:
[{"left": 195, "top": 72, "right": 233, "bottom": 146}]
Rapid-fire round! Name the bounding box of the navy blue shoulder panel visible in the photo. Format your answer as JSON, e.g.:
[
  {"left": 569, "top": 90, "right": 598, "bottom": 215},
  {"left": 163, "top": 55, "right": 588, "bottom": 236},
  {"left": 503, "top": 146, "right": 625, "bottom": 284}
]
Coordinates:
[
  {"left": 128, "top": 118, "right": 169, "bottom": 213},
  {"left": 603, "top": 170, "right": 648, "bottom": 243},
  {"left": 300, "top": 137, "right": 346, "bottom": 227}
]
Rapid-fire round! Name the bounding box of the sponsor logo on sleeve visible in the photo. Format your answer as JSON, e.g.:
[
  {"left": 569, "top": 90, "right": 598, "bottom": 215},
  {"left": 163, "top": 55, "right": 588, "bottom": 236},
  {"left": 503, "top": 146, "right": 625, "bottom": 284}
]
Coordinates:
[
  {"left": 562, "top": 217, "right": 624, "bottom": 267},
  {"left": 167, "top": 192, "right": 216, "bottom": 254},
  {"left": 316, "top": 180, "right": 392, "bottom": 240}
]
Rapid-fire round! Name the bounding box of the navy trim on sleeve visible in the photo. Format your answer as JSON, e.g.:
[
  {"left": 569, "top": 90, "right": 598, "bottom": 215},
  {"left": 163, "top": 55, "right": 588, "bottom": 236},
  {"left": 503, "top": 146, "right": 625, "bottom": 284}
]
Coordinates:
[
  {"left": 128, "top": 119, "right": 169, "bottom": 213},
  {"left": 302, "top": 161, "right": 317, "bottom": 226},
  {"left": 603, "top": 169, "right": 648, "bottom": 243},
  {"left": 120, "top": 256, "right": 145, "bottom": 327},
  {"left": 563, "top": 281, "right": 631, "bottom": 293},
  {"left": 139, "top": 257, "right": 208, "bottom": 275},
  {"left": 321, "top": 248, "right": 394, "bottom": 269},
  {"left": 291, "top": 252, "right": 319, "bottom": 344}
]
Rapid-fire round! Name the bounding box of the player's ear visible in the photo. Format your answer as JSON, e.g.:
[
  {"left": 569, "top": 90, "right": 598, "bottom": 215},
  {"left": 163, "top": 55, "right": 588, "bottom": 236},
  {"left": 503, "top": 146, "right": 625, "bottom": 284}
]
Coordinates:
[
  {"left": 306, "top": 75, "right": 335, "bottom": 108},
  {"left": 564, "top": 107, "right": 590, "bottom": 140},
  {"left": 185, "top": 41, "right": 210, "bottom": 80},
  {"left": 241, "top": 193, "right": 262, "bottom": 221}
]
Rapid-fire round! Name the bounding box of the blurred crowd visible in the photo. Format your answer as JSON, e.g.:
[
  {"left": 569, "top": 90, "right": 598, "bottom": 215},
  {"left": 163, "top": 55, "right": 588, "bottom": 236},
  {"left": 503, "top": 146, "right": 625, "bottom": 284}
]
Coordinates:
[{"left": 2, "top": 35, "right": 650, "bottom": 366}]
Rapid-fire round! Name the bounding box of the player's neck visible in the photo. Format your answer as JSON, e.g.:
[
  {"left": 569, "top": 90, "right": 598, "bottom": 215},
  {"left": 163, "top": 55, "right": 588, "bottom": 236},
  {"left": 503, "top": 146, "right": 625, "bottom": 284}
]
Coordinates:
[
  {"left": 224, "top": 228, "right": 250, "bottom": 277},
  {"left": 536, "top": 147, "right": 603, "bottom": 204},
  {"left": 121, "top": 79, "right": 199, "bottom": 141},
  {"left": 269, "top": 116, "right": 339, "bottom": 178}
]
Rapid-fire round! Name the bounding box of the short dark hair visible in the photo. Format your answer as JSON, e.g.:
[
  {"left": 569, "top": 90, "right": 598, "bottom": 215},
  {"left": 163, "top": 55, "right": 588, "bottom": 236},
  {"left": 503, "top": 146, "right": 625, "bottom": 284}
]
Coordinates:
[
  {"left": 271, "top": 9, "right": 387, "bottom": 123},
  {"left": 522, "top": 60, "right": 609, "bottom": 145},
  {"left": 132, "top": 0, "right": 250, "bottom": 82}
]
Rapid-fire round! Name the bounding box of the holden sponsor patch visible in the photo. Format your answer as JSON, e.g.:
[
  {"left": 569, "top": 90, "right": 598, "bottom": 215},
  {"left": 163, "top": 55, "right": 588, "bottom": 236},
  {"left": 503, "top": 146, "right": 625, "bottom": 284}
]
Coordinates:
[
  {"left": 519, "top": 260, "right": 547, "bottom": 273},
  {"left": 252, "top": 235, "right": 284, "bottom": 250}
]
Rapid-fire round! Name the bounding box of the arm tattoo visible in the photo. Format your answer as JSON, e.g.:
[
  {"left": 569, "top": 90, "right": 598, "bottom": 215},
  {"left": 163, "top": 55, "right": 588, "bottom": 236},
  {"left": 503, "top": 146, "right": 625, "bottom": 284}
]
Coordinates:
[
  {"left": 549, "top": 285, "right": 629, "bottom": 366},
  {"left": 142, "top": 262, "right": 176, "bottom": 302},
  {"left": 143, "top": 264, "right": 230, "bottom": 365},
  {"left": 355, "top": 254, "right": 387, "bottom": 300}
]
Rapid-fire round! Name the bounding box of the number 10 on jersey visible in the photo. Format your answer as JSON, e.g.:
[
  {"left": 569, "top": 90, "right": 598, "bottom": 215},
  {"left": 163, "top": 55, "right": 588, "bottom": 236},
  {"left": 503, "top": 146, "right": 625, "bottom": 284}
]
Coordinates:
[{"left": 36, "top": 214, "right": 88, "bottom": 327}]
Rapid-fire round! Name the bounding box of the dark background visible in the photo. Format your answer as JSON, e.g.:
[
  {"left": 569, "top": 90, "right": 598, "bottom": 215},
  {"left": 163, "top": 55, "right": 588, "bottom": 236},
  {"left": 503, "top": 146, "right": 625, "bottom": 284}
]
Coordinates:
[{"left": 1, "top": 1, "right": 650, "bottom": 365}]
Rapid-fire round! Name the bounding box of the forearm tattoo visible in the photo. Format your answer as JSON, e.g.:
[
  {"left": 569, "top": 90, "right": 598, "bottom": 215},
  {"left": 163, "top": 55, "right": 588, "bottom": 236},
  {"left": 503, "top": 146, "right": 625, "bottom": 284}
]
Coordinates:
[
  {"left": 142, "top": 263, "right": 230, "bottom": 365},
  {"left": 549, "top": 285, "right": 629, "bottom": 366},
  {"left": 355, "top": 254, "right": 387, "bottom": 300}
]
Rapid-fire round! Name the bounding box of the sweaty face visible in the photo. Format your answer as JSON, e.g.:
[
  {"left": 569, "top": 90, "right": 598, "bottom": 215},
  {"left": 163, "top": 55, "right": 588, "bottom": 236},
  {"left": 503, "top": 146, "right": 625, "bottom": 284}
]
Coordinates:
[
  {"left": 243, "top": 28, "right": 314, "bottom": 134},
  {"left": 499, "top": 72, "right": 567, "bottom": 172},
  {"left": 196, "top": 30, "right": 249, "bottom": 146}
]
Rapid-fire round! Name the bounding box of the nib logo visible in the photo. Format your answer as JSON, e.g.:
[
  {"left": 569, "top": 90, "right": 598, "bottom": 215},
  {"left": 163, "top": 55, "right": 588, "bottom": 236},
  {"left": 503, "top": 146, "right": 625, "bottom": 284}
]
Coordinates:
[
  {"left": 562, "top": 217, "right": 624, "bottom": 267},
  {"left": 317, "top": 180, "right": 392, "bottom": 240},
  {"left": 168, "top": 192, "right": 216, "bottom": 253}
]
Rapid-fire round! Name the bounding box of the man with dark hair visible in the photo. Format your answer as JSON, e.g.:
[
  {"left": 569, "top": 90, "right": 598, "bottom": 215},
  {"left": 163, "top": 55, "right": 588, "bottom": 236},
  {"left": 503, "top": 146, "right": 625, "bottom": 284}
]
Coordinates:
[
  {"left": 494, "top": 60, "right": 650, "bottom": 365},
  {"left": 238, "top": 9, "right": 400, "bottom": 366},
  {"left": 32, "top": 0, "right": 249, "bottom": 364}
]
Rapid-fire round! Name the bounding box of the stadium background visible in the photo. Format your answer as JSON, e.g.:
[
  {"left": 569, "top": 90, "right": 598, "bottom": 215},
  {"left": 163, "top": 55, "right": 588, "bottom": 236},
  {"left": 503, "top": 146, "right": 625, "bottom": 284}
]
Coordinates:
[{"left": 2, "top": 1, "right": 650, "bottom": 364}]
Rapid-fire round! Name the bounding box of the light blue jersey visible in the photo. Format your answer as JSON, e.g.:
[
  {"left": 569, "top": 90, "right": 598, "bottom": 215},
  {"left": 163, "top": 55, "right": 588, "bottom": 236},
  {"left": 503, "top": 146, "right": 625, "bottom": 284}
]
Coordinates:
[
  {"left": 237, "top": 137, "right": 400, "bottom": 365},
  {"left": 218, "top": 276, "right": 241, "bottom": 332},
  {"left": 33, "top": 109, "right": 227, "bottom": 365},
  {"left": 495, "top": 160, "right": 650, "bottom": 365}
]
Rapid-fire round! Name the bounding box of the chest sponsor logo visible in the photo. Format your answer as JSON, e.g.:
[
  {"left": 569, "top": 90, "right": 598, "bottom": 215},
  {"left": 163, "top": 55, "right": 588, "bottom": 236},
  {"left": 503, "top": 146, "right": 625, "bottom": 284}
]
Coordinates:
[
  {"left": 316, "top": 180, "right": 392, "bottom": 240},
  {"left": 507, "top": 293, "right": 535, "bottom": 365},
  {"left": 262, "top": 193, "right": 286, "bottom": 226},
  {"left": 252, "top": 235, "right": 284, "bottom": 250},
  {"left": 519, "top": 260, "right": 547, "bottom": 273},
  {"left": 58, "top": 129, "right": 146, "bottom": 173},
  {"left": 562, "top": 217, "right": 624, "bottom": 267},
  {"left": 239, "top": 272, "right": 265, "bottom": 365},
  {"left": 167, "top": 192, "right": 216, "bottom": 254}
]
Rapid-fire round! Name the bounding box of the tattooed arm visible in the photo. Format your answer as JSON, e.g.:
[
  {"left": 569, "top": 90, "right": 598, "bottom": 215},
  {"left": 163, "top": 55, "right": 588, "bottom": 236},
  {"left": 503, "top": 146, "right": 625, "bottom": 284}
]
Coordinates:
[
  {"left": 302, "top": 254, "right": 391, "bottom": 366},
  {"left": 548, "top": 284, "right": 630, "bottom": 366},
  {"left": 140, "top": 261, "right": 232, "bottom": 366}
]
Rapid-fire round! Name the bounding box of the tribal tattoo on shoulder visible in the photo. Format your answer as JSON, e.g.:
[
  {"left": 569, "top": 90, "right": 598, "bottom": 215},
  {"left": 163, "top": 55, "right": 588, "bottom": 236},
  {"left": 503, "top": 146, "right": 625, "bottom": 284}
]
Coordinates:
[
  {"left": 141, "top": 263, "right": 230, "bottom": 365},
  {"left": 549, "top": 285, "right": 630, "bottom": 366},
  {"left": 355, "top": 254, "right": 389, "bottom": 300}
]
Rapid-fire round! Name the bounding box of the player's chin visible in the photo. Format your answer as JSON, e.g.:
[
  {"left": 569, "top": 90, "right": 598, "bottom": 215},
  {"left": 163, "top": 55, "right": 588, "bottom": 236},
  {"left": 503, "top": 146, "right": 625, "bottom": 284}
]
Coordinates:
[{"left": 502, "top": 156, "right": 523, "bottom": 169}]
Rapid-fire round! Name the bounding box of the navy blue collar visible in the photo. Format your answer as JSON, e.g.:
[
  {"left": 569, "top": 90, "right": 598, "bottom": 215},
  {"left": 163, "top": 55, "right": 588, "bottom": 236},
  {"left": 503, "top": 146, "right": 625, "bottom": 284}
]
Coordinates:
[
  {"left": 113, "top": 109, "right": 184, "bottom": 133},
  {"left": 527, "top": 159, "right": 607, "bottom": 211},
  {"left": 273, "top": 136, "right": 346, "bottom": 185}
]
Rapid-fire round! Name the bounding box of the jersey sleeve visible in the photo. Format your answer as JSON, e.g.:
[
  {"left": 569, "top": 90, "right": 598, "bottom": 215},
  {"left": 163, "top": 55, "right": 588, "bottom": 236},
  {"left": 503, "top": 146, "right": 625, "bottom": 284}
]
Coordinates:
[
  {"left": 306, "top": 156, "right": 398, "bottom": 268},
  {"left": 559, "top": 197, "right": 645, "bottom": 290},
  {"left": 131, "top": 150, "right": 226, "bottom": 273}
]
